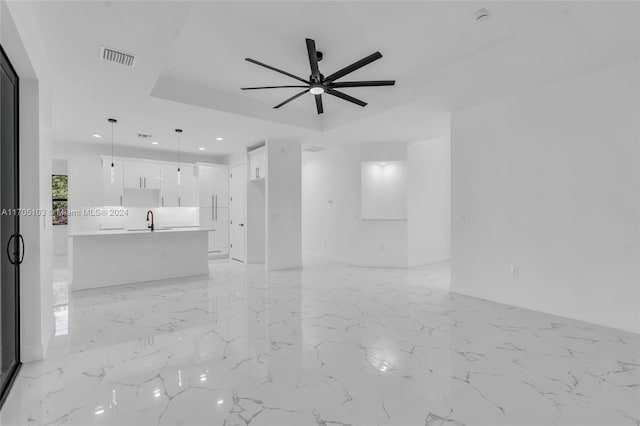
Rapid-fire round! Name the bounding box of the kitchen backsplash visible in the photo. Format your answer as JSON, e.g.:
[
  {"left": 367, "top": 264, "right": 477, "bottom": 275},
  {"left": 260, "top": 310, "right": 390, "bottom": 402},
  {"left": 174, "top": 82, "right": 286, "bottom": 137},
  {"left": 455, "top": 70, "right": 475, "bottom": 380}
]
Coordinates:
[{"left": 70, "top": 207, "right": 199, "bottom": 233}]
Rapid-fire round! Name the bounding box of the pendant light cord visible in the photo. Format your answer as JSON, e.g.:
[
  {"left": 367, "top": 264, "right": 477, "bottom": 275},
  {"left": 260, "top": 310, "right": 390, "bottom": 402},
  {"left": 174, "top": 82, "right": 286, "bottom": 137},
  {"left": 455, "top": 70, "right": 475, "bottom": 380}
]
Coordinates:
[
  {"left": 176, "top": 129, "right": 182, "bottom": 171},
  {"left": 108, "top": 118, "right": 117, "bottom": 167},
  {"left": 111, "top": 120, "right": 114, "bottom": 166}
]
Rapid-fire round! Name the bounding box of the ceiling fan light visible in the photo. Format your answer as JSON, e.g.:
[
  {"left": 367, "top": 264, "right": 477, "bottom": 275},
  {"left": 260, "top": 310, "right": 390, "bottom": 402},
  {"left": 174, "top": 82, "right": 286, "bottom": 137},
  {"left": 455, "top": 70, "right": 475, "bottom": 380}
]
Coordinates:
[{"left": 309, "top": 86, "right": 324, "bottom": 95}]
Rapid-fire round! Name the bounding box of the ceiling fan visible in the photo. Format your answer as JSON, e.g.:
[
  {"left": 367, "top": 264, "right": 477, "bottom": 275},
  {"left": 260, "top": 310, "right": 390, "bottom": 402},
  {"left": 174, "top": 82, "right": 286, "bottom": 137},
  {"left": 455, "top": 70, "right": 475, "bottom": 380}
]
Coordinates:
[{"left": 242, "top": 38, "right": 395, "bottom": 114}]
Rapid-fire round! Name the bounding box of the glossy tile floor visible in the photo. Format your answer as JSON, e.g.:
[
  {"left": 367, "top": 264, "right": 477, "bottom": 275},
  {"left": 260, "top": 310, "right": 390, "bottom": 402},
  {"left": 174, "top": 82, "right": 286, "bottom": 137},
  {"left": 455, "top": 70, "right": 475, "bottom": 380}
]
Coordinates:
[{"left": 1, "top": 257, "right": 638, "bottom": 426}]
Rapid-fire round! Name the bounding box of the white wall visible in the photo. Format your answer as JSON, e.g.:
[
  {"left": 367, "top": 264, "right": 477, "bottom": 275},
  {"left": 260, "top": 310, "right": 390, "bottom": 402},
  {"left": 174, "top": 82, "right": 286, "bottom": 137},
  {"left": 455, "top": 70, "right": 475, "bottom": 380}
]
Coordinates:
[
  {"left": 361, "top": 161, "right": 408, "bottom": 220},
  {"left": 302, "top": 142, "right": 409, "bottom": 267},
  {"left": 302, "top": 138, "right": 451, "bottom": 268},
  {"left": 2, "top": 0, "right": 54, "bottom": 361},
  {"left": 408, "top": 136, "right": 451, "bottom": 266},
  {"left": 266, "top": 139, "right": 302, "bottom": 270},
  {"left": 451, "top": 59, "right": 640, "bottom": 334},
  {"left": 52, "top": 158, "right": 67, "bottom": 256}
]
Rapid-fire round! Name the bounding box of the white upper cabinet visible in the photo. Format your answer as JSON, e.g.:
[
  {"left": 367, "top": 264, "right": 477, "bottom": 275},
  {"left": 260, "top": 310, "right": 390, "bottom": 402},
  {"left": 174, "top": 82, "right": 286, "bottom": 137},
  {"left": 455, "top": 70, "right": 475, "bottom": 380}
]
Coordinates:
[
  {"left": 160, "top": 163, "right": 179, "bottom": 207},
  {"left": 143, "top": 164, "right": 162, "bottom": 189},
  {"left": 178, "top": 165, "right": 197, "bottom": 207},
  {"left": 160, "top": 164, "right": 196, "bottom": 207},
  {"left": 123, "top": 161, "right": 162, "bottom": 189},
  {"left": 123, "top": 162, "right": 141, "bottom": 189},
  {"left": 102, "top": 159, "right": 124, "bottom": 206},
  {"left": 248, "top": 147, "right": 267, "bottom": 181},
  {"left": 102, "top": 156, "right": 207, "bottom": 209}
]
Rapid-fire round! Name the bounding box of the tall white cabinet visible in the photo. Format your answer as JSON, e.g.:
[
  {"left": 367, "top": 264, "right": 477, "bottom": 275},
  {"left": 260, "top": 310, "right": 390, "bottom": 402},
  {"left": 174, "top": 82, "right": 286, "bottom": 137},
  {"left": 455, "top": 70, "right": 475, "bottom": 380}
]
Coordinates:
[{"left": 197, "top": 164, "right": 229, "bottom": 255}]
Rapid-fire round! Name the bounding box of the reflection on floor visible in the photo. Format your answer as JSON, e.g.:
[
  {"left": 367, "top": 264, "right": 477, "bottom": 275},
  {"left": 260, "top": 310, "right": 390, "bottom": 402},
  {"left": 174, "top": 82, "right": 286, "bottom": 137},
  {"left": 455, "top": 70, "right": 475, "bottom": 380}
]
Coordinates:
[{"left": 1, "top": 258, "right": 638, "bottom": 425}]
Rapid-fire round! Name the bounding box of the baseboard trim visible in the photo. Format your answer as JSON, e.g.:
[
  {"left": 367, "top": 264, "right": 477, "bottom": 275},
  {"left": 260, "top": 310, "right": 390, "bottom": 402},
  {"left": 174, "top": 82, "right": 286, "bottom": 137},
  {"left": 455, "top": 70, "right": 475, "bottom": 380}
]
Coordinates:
[
  {"left": 21, "top": 343, "right": 44, "bottom": 363},
  {"left": 450, "top": 288, "right": 640, "bottom": 336},
  {"left": 266, "top": 262, "right": 302, "bottom": 271}
]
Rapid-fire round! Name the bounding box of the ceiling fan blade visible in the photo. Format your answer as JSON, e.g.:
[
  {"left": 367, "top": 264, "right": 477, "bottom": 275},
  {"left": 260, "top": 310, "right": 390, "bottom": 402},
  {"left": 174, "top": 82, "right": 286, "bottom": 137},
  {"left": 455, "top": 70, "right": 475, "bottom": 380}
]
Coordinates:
[
  {"left": 241, "top": 85, "right": 309, "bottom": 90},
  {"left": 323, "top": 52, "right": 383, "bottom": 83},
  {"left": 274, "top": 89, "right": 309, "bottom": 109},
  {"left": 315, "top": 94, "right": 323, "bottom": 114},
  {"left": 306, "top": 38, "right": 320, "bottom": 81},
  {"left": 329, "top": 80, "right": 395, "bottom": 88},
  {"left": 325, "top": 88, "right": 367, "bottom": 107},
  {"left": 245, "top": 58, "right": 309, "bottom": 84}
]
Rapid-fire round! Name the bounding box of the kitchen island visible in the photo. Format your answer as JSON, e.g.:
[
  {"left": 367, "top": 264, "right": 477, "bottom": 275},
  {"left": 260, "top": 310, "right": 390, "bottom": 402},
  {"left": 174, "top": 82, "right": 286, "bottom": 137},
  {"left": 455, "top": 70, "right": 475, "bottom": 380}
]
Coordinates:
[{"left": 69, "top": 227, "right": 211, "bottom": 291}]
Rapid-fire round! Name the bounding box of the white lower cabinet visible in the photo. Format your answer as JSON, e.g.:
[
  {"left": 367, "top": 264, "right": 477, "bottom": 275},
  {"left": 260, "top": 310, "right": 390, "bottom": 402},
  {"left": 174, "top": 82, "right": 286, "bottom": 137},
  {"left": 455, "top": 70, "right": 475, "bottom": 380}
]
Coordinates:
[
  {"left": 215, "top": 207, "right": 229, "bottom": 252},
  {"left": 200, "top": 206, "right": 229, "bottom": 254}
]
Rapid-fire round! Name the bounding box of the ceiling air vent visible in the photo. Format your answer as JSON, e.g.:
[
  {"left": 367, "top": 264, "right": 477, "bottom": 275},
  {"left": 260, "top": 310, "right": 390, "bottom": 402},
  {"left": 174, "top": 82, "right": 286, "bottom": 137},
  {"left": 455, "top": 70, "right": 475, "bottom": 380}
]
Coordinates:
[
  {"left": 303, "top": 146, "right": 327, "bottom": 153},
  {"left": 100, "top": 46, "right": 136, "bottom": 67}
]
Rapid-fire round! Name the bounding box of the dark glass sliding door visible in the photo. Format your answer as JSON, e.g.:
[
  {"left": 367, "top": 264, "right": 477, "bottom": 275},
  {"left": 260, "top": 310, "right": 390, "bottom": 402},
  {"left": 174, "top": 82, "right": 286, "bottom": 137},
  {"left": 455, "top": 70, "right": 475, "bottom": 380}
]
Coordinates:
[{"left": 0, "top": 44, "right": 21, "bottom": 408}]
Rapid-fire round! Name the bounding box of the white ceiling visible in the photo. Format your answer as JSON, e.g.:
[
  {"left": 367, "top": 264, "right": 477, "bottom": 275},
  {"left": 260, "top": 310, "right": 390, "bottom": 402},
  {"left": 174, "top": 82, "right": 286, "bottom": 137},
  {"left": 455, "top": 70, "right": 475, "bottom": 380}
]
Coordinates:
[{"left": 31, "top": 1, "right": 640, "bottom": 157}]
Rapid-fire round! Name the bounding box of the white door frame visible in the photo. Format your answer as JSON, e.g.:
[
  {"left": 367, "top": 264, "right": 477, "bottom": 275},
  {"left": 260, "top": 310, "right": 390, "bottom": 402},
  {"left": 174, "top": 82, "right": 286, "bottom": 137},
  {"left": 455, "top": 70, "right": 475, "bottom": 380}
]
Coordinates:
[{"left": 229, "top": 161, "right": 246, "bottom": 262}]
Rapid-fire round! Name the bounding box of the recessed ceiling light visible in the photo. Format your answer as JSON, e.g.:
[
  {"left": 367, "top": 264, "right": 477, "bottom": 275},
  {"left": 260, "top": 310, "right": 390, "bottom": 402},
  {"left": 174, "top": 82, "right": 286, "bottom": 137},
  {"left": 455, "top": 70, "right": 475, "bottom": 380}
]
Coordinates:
[
  {"left": 151, "top": 141, "right": 159, "bottom": 145},
  {"left": 216, "top": 137, "right": 223, "bottom": 141},
  {"left": 198, "top": 147, "right": 205, "bottom": 151},
  {"left": 92, "top": 134, "right": 102, "bottom": 138}
]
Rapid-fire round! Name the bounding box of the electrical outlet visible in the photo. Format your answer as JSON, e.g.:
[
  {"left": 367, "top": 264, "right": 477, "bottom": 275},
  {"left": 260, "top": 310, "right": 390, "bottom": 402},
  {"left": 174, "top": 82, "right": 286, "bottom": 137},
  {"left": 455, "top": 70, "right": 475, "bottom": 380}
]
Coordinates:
[{"left": 510, "top": 267, "right": 520, "bottom": 277}]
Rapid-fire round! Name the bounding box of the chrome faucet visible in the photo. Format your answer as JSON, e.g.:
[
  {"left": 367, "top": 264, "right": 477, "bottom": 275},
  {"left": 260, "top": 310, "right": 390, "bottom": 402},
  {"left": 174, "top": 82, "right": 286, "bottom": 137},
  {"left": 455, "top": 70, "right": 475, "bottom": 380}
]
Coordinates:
[{"left": 146, "top": 210, "right": 154, "bottom": 231}]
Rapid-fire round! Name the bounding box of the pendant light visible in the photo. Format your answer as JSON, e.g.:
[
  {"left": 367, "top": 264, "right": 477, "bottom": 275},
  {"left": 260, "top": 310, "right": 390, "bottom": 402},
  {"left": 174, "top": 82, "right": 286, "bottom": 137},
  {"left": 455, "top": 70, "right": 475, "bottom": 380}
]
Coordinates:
[
  {"left": 108, "top": 118, "right": 117, "bottom": 182},
  {"left": 175, "top": 128, "right": 183, "bottom": 186}
]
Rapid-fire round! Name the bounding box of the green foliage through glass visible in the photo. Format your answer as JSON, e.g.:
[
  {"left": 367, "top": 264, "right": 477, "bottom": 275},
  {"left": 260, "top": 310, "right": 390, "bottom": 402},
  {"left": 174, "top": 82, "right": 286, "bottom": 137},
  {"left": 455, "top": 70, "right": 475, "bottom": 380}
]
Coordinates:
[{"left": 52, "top": 175, "right": 68, "bottom": 225}]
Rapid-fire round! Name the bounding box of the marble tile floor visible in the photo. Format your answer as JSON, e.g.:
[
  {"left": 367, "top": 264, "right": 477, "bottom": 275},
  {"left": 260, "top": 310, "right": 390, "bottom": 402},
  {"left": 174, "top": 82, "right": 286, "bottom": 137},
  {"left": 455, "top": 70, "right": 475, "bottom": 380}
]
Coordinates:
[{"left": 1, "top": 258, "right": 638, "bottom": 426}]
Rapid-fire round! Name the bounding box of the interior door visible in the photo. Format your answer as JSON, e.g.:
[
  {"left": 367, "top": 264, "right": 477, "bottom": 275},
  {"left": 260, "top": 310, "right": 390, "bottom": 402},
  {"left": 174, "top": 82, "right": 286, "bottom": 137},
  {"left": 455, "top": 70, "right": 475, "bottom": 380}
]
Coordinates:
[
  {"left": 0, "top": 45, "right": 21, "bottom": 408},
  {"left": 229, "top": 163, "right": 245, "bottom": 262}
]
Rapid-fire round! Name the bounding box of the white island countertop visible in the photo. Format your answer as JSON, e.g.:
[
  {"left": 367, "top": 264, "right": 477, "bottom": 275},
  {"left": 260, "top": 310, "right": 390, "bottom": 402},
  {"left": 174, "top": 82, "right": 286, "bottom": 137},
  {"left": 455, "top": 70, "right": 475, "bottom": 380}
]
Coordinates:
[
  {"left": 70, "top": 226, "right": 211, "bottom": 290},
  {"left": 69, "top": 226, "right": 213, "bottom": 237}
]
